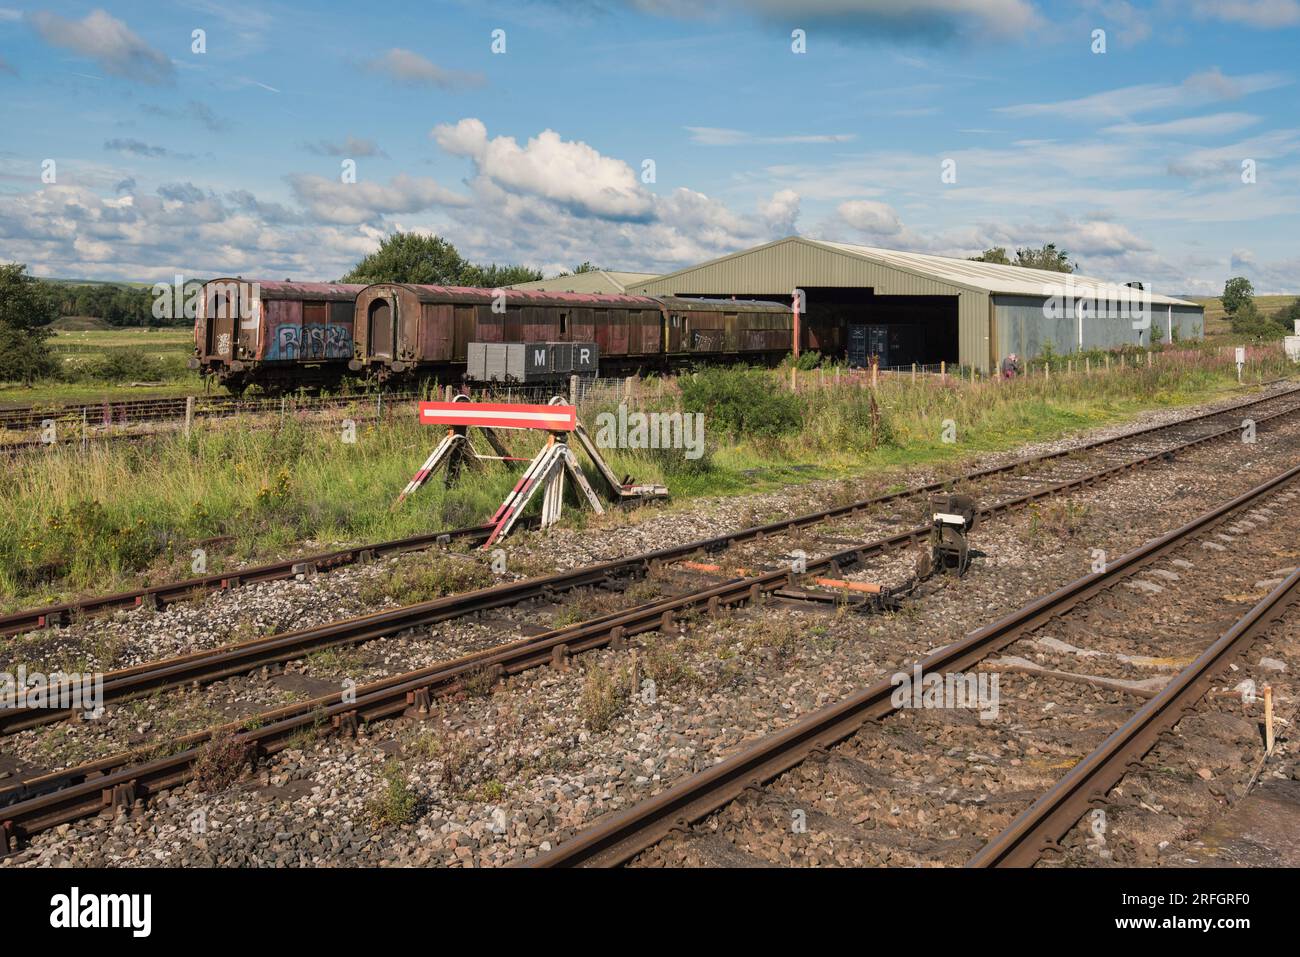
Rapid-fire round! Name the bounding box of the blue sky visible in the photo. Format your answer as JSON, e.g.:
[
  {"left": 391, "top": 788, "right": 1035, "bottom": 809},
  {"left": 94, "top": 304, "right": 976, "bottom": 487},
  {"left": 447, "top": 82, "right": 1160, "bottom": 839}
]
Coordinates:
[{"left": 1, "top": 0, "right": 1296, "bottom": 295}]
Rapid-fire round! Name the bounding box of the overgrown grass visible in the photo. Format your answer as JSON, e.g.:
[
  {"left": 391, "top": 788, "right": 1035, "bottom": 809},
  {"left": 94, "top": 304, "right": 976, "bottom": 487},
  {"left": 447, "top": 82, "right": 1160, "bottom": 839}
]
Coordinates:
[{"left": 0, "top": 350, "right": 1291, "bottom": 610}]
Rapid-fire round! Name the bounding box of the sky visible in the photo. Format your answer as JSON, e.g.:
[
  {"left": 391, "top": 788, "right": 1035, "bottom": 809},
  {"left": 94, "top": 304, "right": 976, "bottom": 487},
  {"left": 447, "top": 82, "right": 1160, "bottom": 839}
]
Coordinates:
[{"left": 0, "top": 0, "right": 1297, "bottom": 297}]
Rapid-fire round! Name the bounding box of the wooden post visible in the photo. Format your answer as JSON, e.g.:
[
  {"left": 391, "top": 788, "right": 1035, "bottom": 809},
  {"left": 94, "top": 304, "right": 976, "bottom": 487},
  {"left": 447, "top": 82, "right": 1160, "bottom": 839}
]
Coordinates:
[
  {"left": 569, "top": 374, "right": 578, "bottom": 406},
  {"left": 184, "top": 396, "right": 195, "bottom": 437},
  {"left": 1265, "top": 685, "right": 1275, "bottom": 753},
  {"left": 1104, "top": 354, "right": 1110, "bottom": 372},
  {"left": 1044, "top": 361, "right": 1050, "bottom": 382},
  {"left": 1147, "top": 350, "right": 1152, "bottom": 369},
  {"left": 790, "top": 367, "right": 797, "bottom": 392},
  {"left": 911, "top": 362, "right": 916, "bottom": 382},
  {"left": 871, "top": 359, "right": 878, "bottom": 389},
  {"left": 940, "top": 360, "right": 946, "bottom": 383},
  {"left": 1085, "top": 357, "right": 1091, "bottom": 376}
]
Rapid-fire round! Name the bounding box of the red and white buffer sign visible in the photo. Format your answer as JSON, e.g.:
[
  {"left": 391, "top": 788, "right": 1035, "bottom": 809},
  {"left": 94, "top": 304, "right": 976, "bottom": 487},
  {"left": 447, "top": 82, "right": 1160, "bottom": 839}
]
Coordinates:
[
  {"left": 397, "top": 394, "right": 666, "bottom": 547},
  {"left": 417, "top": 401, "right": 576, "bottom": 432}
]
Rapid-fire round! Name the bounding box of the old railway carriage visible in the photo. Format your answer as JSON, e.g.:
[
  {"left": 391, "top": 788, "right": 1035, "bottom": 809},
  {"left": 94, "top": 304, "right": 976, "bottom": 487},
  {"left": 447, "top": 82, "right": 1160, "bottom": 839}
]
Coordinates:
[
  {"left": 350, "top": 283, "right": 794, "bottom": 382},
  {"left": 192, "top": 279, "right": 363, "bottom": 394}
]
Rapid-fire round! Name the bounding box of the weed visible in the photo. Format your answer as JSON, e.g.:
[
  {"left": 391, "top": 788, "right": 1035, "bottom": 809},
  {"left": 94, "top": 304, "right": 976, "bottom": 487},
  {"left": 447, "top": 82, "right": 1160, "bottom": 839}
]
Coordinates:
[{"left": 365, "top": 760, "right": 419, "bottom": 827}]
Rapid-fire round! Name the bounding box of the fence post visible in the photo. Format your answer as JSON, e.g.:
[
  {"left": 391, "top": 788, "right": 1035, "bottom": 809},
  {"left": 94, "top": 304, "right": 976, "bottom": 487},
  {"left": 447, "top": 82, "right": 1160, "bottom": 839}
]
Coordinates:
[
  {"left": 911, "top": 362, "right": 916, "bottom": 382},
  {"left": 1044, "top": 361, "right": 1050, "bottom": 382},
  {"left": 871, "top": 359, "right": 878, "bottom": 389},
  {"left": 569, "top": 374, "right": 578, "bottom": 406},
  {"left": 790, "top": 367, "right": 797, "bottom": 392},
  {"left": 184, "top": 396, "right": 195, "bottom": 437},
  {"left": 940, "top": 360, "right": 946, "bottom": 383},
  {"left": 1085, "top": 357, "right": 1091, "bottom": 376}
]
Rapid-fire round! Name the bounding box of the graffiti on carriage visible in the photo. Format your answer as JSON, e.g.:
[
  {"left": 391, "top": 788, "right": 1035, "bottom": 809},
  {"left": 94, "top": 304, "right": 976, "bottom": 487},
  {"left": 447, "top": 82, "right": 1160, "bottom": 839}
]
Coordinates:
[{"left": 267, "top": 323, "right": 354, "bottom": 361}]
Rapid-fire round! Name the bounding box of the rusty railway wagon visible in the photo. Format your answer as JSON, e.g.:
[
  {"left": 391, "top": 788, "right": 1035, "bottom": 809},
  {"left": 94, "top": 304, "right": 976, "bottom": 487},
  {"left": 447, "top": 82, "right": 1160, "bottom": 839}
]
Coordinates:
[
  {"left": 191, "top": 279, "right": 364, "bottom": 394},
  {"left": 350, "top": 283, "right": 794, "bottom": 383}
]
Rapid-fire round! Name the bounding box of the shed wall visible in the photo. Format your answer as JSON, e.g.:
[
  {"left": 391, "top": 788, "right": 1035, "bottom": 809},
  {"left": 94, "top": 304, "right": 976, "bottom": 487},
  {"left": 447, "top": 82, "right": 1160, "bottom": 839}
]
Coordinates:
[{"left": 629, "top": 240, "right": 991, "bottom": 370}]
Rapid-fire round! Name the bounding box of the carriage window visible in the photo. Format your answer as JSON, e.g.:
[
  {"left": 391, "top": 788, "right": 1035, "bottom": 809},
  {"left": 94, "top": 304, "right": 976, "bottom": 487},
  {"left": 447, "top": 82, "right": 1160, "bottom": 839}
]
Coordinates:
[{"left": 559, "top": 312, "right": 568, "bottom": 335}]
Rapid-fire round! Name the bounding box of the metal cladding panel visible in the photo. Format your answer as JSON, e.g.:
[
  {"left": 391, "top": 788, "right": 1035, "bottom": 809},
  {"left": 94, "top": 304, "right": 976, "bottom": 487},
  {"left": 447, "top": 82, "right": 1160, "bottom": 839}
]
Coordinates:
[
  {"left": 572, "top": 341, "right": 598, "bottom": 371},
  {"left": 466, "top": 342, "right": 487, "bottom": 380},
  {"left": 992, "top": 295, "right": 1204, "bottom": 360},
  {"left": 628, "top": 237, "right": 988, "bottom": 369}
]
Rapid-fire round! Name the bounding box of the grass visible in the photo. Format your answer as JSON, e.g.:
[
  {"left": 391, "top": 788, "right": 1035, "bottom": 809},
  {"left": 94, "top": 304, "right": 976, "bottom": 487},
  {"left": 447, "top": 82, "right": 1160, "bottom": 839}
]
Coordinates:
[
  {"left": 0, "top": 348, "right": 1292, "bottom": 612},
  {"left": 1, "top": 327, "right": 204, "bottom": 405},
  {"left": 1189, "top": 295, "right": 1298, "bottom": 338}
]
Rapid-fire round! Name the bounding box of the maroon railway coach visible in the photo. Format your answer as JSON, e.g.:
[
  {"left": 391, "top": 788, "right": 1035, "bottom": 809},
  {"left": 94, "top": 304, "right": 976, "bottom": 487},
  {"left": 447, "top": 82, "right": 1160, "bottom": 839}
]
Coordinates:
[
  {"left": 350, "top": 283, "right": 794, "bottom": 383},
  {"left": 191, "top": 279, "right": 364, "bottom": 394}
]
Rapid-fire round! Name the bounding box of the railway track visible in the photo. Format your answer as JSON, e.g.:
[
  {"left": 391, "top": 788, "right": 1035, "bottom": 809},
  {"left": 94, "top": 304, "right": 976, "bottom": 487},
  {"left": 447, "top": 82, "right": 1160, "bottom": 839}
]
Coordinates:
[
  {"left": 0, "top": 391, "right": 419, "bottom": 432},
  {"left": 525, "top": 462, "right": 1300, "bottom": 867},
  {"left": 4, "top": 382, "right": 1296, "bottom": 641},
  {"left": 2, "top": 386, "right": 1300, "bottom": 852},
  {"left": 3, "top": 384, "right": 1298, "bottom": 731}
]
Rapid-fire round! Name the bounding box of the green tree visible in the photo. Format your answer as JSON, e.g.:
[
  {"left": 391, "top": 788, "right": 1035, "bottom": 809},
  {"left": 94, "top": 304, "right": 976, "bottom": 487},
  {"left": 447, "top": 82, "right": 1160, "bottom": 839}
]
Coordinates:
[
  {"left": 1222, "top": 276, "right": 1254, "bottom": 315},
  {"left": 0, "top": 263, "right": 60, "bottom": 383},
  {"left": 339, "top": 232, "right": 469, "bottom": 285},
  {"left": 968, "top": 247, "right": 1011, "bottom": 265},
  {"left": 1015, "top": 243, "right": 1075, "bottom": 273},
  {"left": 461, "top": 262, "right": 544, "bottom": 287},
  {"left": 1273, "top": 299, "right": 1300, "bottom": 331}
]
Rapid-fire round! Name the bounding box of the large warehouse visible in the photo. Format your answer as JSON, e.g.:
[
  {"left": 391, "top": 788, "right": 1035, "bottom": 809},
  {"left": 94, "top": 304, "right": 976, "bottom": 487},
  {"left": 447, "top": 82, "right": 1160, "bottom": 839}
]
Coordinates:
[{"left": 622, "top": 236, "right": 1204, "bottom": 373}]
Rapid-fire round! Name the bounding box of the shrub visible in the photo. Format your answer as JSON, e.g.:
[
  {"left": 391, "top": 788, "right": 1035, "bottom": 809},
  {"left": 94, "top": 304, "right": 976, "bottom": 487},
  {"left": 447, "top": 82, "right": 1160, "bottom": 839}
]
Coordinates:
[
  {"left": 90, "top": 348, "right": 165, "bottom": 382},
  {"left": 192, "top": 730, "right": 248, "bottom": 792},
  {"left": 679, "top": 365, "right": 802, "bottom": 438}
]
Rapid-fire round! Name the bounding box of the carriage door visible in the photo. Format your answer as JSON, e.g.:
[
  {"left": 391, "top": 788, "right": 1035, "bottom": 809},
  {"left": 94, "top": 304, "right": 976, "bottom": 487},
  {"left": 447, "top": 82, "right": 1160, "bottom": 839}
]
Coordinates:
[
  {"left": 368, "top": 297, "right": 395, "bottom": 360},
  {"left": 207, "top": 286, "right": 238, "bottom": 360}
]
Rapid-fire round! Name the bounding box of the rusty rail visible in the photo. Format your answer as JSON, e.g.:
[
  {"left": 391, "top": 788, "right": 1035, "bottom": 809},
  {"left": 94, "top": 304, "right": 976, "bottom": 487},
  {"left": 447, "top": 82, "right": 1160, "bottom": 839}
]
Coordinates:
[
  {"left": 967, "top": 565, "right": 1300, "bottom": 868},
  {"left": 525, "top": 459, "right": 1300, "bottom": 867},
  {"left": 3, "top": 396, "right": 1296, "bottom": 735},
  {"left": 3, "top": 383, "right": 1294, "bottom": 641}
]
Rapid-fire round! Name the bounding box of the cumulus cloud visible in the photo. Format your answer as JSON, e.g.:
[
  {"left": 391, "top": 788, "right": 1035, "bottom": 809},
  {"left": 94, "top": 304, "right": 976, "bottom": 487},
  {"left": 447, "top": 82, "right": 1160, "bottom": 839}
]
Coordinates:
[
  {"left": 27, "top": 9, "right": 173, "bottom": 85},
  {"left": 303, "top": 136, "right": 389, "bottom": 158},
  {"left": 759, "top": 189, "right": 800, "bottom": 235},
  {"left": 432, "top": 118, "right": 657, "bottom": 221},
  {"left": 364, "top": 48, "right": 484, "bottom": 90},
  {"left": 286, "top": 172, "right": 469, "bottom": 225},
  {"left": 836, "top": 199, "right": 904, "bottom": 237}
]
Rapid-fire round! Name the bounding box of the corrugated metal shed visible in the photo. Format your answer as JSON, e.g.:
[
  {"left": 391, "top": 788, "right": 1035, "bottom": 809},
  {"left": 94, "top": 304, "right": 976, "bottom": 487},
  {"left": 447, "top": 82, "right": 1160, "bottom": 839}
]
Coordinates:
[
  {"left": 508, "top": 270, "right": 660, "bottom": 295},
  {"left": 626, "top": 236, "right": 1202, "bottom": 371}
]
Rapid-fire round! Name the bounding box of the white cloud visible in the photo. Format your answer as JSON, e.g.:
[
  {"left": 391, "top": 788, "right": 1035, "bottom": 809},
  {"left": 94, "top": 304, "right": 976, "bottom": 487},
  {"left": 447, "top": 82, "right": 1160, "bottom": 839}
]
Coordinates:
[
  {"left": 287, "top": 172, "right": 469, "bottom": 225},
  {"left": 364, "top": 48, "right": 484, "bottom": 90},
  {"left": 997, "top": 68, "right": 1291, "bottom": 119},
  {"left": 760, "top": 189, "right": 801, "bottom": 235},
  {"left": 432, "top": 118, "right": 657, "bottom": 221},
  {"left": 1103, "top": 112, "right": 1261, "bottom": 136},
  {"left": 836, "top": 199, "right": 904, "bottom": 236},
  {"left": 685, "top": 127, "right": 856, "bottom": 145},
  {"left": 27, "top": 9, "right": 173, "bottom": 85}
]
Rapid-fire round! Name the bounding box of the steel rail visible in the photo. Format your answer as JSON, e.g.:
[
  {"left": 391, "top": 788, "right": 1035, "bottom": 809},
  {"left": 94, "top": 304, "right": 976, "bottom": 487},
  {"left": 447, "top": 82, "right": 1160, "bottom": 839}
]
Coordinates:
[
  {"left": 3, "top": 396, "right": 1294, "bottom": 735},
  {"left": 3, "top": 384, "right": 1294, "bottom": 641},
  {"left": 524, "top": 459, "right": 1300, "bottom": 867},
  {"left": 4, "top": 435, "right": 1300, "bottom": 852},
  {"left": 967, "top": 564, "right": 1300, "bottom": 868},
  {"left": 0, "top": 391, "right": 420, "bottom": 431}
]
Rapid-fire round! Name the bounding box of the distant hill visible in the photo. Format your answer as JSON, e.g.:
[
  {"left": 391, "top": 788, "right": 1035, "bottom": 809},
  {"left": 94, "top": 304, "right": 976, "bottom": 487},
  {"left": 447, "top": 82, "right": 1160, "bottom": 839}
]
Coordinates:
[{"left": 1188, "top": 294, "right": 1298, "bottom": 336}]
